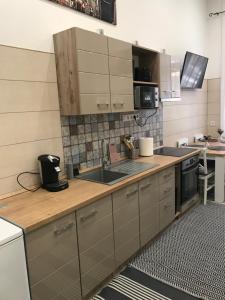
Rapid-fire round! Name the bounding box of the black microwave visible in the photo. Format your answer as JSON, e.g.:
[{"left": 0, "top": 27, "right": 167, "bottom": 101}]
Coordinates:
[{"left": 134, "top": 86, "right": 159, "bottom": 109}]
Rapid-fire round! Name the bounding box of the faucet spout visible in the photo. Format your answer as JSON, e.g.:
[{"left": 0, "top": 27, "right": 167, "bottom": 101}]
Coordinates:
[{"left": 101, "top": 139, "right": 110, "bottom": 169}]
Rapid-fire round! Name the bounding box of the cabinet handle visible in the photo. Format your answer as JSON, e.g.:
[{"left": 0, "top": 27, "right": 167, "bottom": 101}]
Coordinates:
[
  {"left": 140, "top": 183, "right": 152, "bottom": 190},
  {"left": 97, "top": 103, "right": 109, "bottom": 107},
  {"left": 54, "top": 222, "right": 74, "bottom": 236},
  {"left": 80, "top": 209, "right": 97, "bottom": 222},
  {"left": 126, "top": 189, "right": 138, "bottom": 198},
  {"left": 113, "top": 103, "right": 124, "bottom": 107}
]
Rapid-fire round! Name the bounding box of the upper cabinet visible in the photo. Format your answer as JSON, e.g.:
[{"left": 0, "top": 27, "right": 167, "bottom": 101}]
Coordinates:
[
  {"left": 54, "top": 28, "right": 134, "bottom": 115},
  {"left": 159, "top": 53, "right": 181, "bottom": 102}
]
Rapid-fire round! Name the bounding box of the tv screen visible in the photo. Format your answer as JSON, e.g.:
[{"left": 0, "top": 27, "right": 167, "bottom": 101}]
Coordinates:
[{"left": 180, "top": 52, "right": 208, "bottom": 89}]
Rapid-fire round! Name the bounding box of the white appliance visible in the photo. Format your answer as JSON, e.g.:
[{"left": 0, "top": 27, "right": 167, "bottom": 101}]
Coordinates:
[
  {"left": 139, "top": 137, "right": 154, "bottom": 156},
  {"left": 0, "top": 218, "right": 30, "bottom": 300}
]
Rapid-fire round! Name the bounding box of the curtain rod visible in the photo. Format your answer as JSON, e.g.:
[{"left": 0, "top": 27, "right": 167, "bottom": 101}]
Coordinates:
[{"left": 209, "top": 10, "right": 225, "bottom": 17}]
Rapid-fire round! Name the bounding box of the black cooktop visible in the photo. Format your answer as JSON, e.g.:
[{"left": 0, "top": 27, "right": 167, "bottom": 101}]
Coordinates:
[{"left": 154, "top": 147, "right": 197, "bottom": 157}]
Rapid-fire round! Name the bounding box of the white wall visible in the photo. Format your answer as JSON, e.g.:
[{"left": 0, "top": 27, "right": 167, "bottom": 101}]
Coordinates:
[
  {"left": 0, "top": 0, "right": 207, "bottom": 59},
  {"left": 207, "top": 0, "right": 223, "bottom": 78}
]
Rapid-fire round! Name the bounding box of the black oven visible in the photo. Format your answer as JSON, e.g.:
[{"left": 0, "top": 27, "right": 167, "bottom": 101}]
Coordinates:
[
  {"left": 134, "top": 86, "right": 159, "bottom": 109},
  {"left": 175, "top": 155, "right": 199, "bottom": 212}
]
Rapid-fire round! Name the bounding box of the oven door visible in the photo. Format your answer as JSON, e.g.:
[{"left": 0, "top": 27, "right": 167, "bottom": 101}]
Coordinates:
[{"left": 181, "top": 163, "right": 199, "bottom": 203}]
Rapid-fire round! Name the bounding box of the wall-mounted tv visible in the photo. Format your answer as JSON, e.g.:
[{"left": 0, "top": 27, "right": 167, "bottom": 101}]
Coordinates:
[{"left": 180, "top": 52, "right": 208, "bottom": 89}]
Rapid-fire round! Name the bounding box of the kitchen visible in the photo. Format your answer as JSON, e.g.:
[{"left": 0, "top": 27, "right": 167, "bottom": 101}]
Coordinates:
[{"left": 0, "top": 1, "right": 225, "bottom": 300}]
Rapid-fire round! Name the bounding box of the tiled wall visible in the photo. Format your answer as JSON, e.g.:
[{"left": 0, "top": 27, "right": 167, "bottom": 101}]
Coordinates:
[
  {"left": 0, "top": 45, "right": 64, "bottom": 197},
  {"left": 163, "top": 80, "right": 208, "bottom": 146},
  {"left": 207, "top": 78, "right": 221, "bottom": 137},
  {"left": 61, "top": 108, "right": 163, "bottom": 169}
]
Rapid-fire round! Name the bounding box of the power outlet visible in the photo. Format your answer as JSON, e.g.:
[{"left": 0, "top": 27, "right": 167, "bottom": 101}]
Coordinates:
[{"left": 210, "top": 120, "right": 216, "bottom": 127}]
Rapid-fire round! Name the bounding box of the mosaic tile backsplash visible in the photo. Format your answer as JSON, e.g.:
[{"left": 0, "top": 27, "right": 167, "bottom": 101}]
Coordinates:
[{"left": 61, "top": 109, "right": 163, "bottom": 170}]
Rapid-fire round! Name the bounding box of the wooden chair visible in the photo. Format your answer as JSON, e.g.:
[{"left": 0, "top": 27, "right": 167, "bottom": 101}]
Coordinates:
[{"left": 198, "top": 149, "right": 215, "bottom": 205}]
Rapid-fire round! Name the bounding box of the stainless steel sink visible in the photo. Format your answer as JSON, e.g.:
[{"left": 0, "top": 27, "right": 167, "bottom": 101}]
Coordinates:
[
  {"left": 77, "top": 168, "right": 128, "bottom": 185},
  {"left": 77, "top": 160, "right": 159, "bottom": 185}
]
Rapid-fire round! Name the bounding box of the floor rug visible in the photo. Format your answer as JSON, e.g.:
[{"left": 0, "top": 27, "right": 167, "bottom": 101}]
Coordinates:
[
  {"left": 92, "top": 266, "right": 199, "bottom": 300},
  {"left": 131, "top": 203, "right": 225, "bottom": 300}
]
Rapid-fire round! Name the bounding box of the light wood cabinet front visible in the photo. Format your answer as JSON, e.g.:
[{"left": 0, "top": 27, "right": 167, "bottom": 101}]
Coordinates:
[
  {"left": 26, "top": 214, "right": 81, "bottom": 300},
  {"left": 108, "top": 37, "right": 132, "bottom": 59},
  {"left": 76, "top": 195, "right": 114, "bottom": 297},
  {"left": 54, "top": 27, "right": 134, "bottom": 115},
  {"left": 112, "top": 183, "right": 140, "bottom": 267},
  {"left": 75, "top": 27, "right": 108, "bottom": 54},
  {"left": 139, "top": 174, "right": 160, "bottom": 247},
  {"left": 77, "top": 50, "right": 109, "bottom": 74}
]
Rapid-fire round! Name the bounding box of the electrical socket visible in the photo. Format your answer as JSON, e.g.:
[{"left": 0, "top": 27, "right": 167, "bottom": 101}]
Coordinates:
[
  {"left": 210, "top": 120, "right": 216, "bottom": 127},
  {"left": 133, "top": 113, "right": 140, "bottom": 120}
]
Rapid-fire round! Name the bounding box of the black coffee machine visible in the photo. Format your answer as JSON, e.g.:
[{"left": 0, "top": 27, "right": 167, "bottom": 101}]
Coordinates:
[{"left": 38, "top": 154, "right": 69, "bottom": 192}]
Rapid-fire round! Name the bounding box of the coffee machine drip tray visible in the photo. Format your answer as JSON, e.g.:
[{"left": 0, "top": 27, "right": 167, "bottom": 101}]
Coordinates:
[{"left": 45, "top": 181, "right": 69, "bottom": 192}]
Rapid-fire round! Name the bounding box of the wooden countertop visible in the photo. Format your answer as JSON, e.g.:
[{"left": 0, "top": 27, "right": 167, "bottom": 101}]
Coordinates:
[
  {"left": 0, "top": 151, "right": 200, "bottom": 233},
  {"left": 189, "top": 142, "right": 225, "bottom": 156}
]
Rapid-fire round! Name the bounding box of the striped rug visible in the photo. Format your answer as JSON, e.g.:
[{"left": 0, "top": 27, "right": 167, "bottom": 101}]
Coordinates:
[{"left": 92, "top": 266, "right": 199, "bottom": 300}]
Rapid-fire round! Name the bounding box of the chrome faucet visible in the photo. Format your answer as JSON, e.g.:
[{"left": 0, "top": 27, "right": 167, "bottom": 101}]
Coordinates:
[{"left": 101, "top": 139, "right": 110, "bottom": 169}]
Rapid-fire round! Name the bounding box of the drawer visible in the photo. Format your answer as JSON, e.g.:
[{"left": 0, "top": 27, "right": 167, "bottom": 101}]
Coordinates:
[
  {"left": 111, "top": 94, "right": 134, "bottom": 112},
  {"left": 159, "top": 195, "right": 175, "bottom": 231},
  {"left": 113, "top": 183, "right": 138, "bottom": 211},
  {"left": 159, "top": 179, "right": 175, "bottom": 201},
  {"left": 26, "top": 214, "right": 78, "bottom": 285},
  {"left": 109, "top": 56, "right": 132, "bottom": 77},
  {"left": 108, "top": 37, "right": 132, "bottom": 59},
  {"left": 79, "top": 72, "right": 110, "bottom": 94},
  {"left": 115, "top": 235, "right": 140, "bottom": 267},
  {"left": 81, "top": 255, "right": 115, "bottom": 297},
  {"left": 140, "top": 203, "right": 159, "bottom": 247},
  {"left": 139, "top": 175, "right": 159, "bottom": 210},
  {"left": 76, "top": 196, "right": 113, "bottom": 252},
  {"left": 110, "top": 75, "right": 133, "bottom": 95},
  {"left": 79, "top": 94, "right": 111, "bottom": 114},
  {"left": 79, "top": 234, "right": 114, "bottom": 275},
  {"left": 114, "top": 217, "right": 139, "bottom": 248},
  {"left": 77, "top": 50, "right": 109, "bottom": 74},
  {"left": 75, "top": 28, "right": 108, "bottom": 54},
  {"left": 30, "top": 259, "right": 81, "bottom": 300},
  {"left": 159, "top": 167, "right": 175, "bottom": 185}
]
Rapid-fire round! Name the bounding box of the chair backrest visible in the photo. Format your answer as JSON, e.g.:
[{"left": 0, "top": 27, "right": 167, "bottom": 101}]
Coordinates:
[{"left": 199, "top": 148, "right": 208, "bottom": 175}]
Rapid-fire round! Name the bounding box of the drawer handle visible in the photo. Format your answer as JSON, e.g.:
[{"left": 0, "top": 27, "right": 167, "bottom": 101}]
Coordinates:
[
  {"left": 80, "top": 209, "right": 97, "bottom": 222},
  {"left": 97, "top": 103, "right": 109, "bottom": 107},
  {"left": 140, "top": 183, "right": 152, "bottom": 190},
  {"left": 54, "top": 222, "right": 74, "bottom": 236},
  {"left": 113, "top": 103, "right": 124, "bottom": 107},
  {"left": 126, "top": 189, "right": 138, "bottom": 198}
]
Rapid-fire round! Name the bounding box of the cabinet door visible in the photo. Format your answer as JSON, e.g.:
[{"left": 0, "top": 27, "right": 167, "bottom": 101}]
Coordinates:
[
  {"left": 160, "top": 53, "right": 172, "bottom": 100},
  {"left": 108, "top": 37, "right": 132, "bottom": 59},
  {"left": 171, "top": 57, "right": 181, "bottom": 99},
  {"left": 26, "top": 214, "right": 81, "bottom": 300},
  {"left": 160, "top": 194, "right": 175, "bottom": 231},
  {"left": 139, "top": 174, "right": 160, "bottom": 247},
  {"left": 75, "top": 27, "right": 108, "bottom": 55},
  {"left": 158, "top": 167, "right": 175, "bottom": 231},
  {"left": 76, "top": 195, "right": 114, "bottom": 297},
  {"left": 110, "top": 76, "right": 134, "bottom": 112},
  {"left": 112, "top": 183, "right": 140, "bottom": 267}
]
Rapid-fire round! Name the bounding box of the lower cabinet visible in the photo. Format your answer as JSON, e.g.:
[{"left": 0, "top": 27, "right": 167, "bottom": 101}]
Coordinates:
[
  {"left": 76, "top": 195, "right": 115, "bottom": 297},
  {"left": 112, "top": 183, "right": 140, "bottom": 267},
  {"left": 25, "top": 166, "right": 176, "bottom": 299},
  {"left": 25, "top": 213, "right": 81, "bottom": 300},
  {"left": 139, "top": 174, "right": 160, "bottom": 247},
  {"left": 159, "top": 167, "right": 175, "bottom": 231}
]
